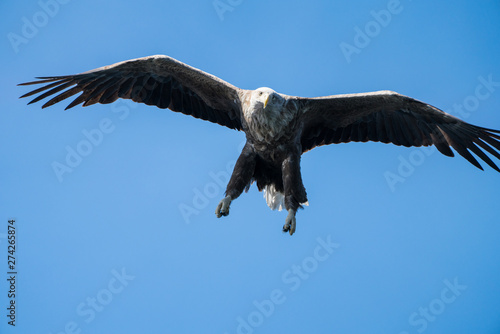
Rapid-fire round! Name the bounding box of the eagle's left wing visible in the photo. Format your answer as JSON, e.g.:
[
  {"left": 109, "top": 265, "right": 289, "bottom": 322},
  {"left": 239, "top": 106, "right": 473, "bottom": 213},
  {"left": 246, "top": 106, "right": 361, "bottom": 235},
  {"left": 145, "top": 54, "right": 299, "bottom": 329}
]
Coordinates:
[{"left": 294, "top": 90, "right": 500, "bottom": 172}]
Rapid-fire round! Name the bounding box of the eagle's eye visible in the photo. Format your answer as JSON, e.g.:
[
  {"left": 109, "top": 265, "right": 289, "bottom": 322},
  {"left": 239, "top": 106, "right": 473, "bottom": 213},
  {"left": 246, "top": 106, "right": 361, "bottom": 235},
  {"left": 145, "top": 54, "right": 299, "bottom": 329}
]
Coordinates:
[
  {"left": 259, "top": 92, "right": 263, "bottom": 96},
  {"left": 272, "top": 96, "right": 276, "bottom": 102}
]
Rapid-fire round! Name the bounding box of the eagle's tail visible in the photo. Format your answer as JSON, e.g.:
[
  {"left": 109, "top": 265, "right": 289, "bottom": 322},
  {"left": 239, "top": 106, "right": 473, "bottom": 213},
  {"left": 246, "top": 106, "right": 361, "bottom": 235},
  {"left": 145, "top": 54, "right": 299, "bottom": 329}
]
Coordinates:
[
  {"left": 263, "top": 185, "right": 285, "bottom": 211},
  {"left": 263, "top": 184, "right": 309, "bottom": 211}
]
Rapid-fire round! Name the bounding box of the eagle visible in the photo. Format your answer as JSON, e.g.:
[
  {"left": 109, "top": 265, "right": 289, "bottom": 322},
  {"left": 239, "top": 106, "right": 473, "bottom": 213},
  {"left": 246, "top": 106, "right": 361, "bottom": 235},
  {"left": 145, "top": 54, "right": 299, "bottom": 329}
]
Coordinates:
[{"left": 19, "top": 55, "right": 500, "bottom": 235}]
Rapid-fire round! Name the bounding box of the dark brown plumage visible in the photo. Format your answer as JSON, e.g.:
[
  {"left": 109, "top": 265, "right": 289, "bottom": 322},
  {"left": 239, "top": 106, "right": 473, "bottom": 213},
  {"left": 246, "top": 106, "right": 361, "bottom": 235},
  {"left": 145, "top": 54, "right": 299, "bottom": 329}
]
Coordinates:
[{"left": 297, "top": 93, "right": 500, "bottom": 172}]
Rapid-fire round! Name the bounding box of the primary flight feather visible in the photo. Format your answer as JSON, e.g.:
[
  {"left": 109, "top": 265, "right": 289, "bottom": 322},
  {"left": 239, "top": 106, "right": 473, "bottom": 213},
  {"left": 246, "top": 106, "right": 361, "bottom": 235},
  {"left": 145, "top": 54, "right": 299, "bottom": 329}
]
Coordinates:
[{"left": 19, "top": 55, "right": 500, "bottom": 235}]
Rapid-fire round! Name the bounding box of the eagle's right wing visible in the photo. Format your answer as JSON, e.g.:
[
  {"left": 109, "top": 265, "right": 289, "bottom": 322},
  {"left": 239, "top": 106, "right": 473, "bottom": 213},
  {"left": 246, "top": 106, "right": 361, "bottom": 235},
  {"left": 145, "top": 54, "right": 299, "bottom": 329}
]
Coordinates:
[{"left": 19, "top": 55, "right": 244, "bottom": 130}]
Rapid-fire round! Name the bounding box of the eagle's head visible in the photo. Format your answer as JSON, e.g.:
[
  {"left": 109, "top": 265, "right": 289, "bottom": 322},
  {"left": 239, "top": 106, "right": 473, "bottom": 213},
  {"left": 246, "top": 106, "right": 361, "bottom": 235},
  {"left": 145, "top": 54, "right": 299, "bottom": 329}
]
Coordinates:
[
  {"left": 246, "top": 87, "right": 285, "bottom": 118},
  {"left": 250, "top": 87, "right": 285, "bottom": 112}
]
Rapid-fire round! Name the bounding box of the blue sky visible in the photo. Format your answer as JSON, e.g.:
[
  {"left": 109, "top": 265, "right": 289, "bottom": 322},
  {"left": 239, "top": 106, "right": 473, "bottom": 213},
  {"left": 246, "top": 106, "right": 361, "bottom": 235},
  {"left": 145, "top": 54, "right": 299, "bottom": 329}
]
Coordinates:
[{"left": 2, "top": 0, "right": 500, "bottom": 333}]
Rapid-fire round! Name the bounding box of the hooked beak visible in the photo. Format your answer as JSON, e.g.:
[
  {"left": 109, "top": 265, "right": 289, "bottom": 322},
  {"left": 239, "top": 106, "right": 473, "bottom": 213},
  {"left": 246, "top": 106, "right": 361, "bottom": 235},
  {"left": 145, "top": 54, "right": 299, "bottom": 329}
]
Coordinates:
[{"left": 264, "top": 94, "right": 270, "bottom": 109}]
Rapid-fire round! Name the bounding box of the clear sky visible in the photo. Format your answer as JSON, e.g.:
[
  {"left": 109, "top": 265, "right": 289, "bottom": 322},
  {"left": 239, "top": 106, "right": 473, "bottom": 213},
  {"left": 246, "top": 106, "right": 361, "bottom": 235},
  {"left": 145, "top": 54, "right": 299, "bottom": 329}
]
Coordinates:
[{"left": 2, "top": 0, "right": 500, "bottom": 333}]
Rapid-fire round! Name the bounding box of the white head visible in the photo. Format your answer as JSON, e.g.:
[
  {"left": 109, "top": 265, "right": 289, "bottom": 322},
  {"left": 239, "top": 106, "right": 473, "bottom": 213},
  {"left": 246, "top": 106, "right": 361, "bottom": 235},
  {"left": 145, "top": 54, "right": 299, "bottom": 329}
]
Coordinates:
[{"left": 246, "top": 87, "right": 285, "bottom": 119}]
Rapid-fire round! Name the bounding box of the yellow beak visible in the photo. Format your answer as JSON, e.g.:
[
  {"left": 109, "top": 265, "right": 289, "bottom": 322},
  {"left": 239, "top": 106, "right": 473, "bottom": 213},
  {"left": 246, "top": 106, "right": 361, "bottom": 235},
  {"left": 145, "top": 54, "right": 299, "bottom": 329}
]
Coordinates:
[{"left": 264, "top": 95, "right": 269, "bottom": 108}]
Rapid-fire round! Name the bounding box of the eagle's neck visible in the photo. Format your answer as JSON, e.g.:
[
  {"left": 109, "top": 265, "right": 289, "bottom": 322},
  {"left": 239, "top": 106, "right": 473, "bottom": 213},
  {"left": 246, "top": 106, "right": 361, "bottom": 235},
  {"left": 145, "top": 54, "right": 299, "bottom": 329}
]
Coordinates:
[
  {"left": 244, "top": 110, "right": 285, "bottom": 142},
  {"left": 243, "top": 101, "right": 296, "bottom": 144}
]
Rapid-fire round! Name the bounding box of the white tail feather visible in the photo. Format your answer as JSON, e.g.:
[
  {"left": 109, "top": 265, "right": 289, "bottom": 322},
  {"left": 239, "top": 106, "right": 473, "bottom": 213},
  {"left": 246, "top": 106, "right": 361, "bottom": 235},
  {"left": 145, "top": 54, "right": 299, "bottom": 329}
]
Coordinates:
[
  {"left": 263, "top": 185, "right": 310, "bottom": 211},
  {"left": 263, "top": 185, "right": 285, "bottom": 211}
]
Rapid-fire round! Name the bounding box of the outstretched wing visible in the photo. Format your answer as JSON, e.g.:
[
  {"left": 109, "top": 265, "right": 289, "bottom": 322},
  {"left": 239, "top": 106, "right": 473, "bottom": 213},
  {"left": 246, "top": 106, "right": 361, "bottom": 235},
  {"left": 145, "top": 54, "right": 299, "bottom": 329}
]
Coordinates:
[
  {"left": 19, "top": 55, "right": 243, "bottom": 130},
  {"left": 296, "top": 90, "right": 500, "bottom": 172}
]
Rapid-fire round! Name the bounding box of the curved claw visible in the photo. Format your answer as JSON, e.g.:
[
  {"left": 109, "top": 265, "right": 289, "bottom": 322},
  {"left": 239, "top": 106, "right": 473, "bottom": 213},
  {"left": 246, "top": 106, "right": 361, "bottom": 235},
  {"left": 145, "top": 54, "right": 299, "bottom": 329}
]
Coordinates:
[
  {"left": 282, "top": 209, "right": 297, "bottom": 236},
  {"left": 215, "top": 195, "right": 232, "bottom": 218}
]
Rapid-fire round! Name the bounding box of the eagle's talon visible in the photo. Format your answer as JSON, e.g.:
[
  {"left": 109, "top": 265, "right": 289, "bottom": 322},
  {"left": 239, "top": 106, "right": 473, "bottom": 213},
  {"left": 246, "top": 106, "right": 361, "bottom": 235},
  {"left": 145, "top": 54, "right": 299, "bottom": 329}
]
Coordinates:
[
  {"left": 215, "top": 195, "right": 232, "bottom": 218},
  {"left": 283, "top": 209, "right": 296, "bottom": 236}
]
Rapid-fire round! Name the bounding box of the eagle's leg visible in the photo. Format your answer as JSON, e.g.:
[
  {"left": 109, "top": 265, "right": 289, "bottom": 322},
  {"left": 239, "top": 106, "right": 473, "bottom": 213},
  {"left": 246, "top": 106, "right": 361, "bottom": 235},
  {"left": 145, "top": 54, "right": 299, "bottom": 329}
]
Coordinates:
[
  {"left": 215, "top": 143, "right": 256, "bottom": 218},
  {"left": 281, "top": 153, "right": 308, "bottom": 235}
]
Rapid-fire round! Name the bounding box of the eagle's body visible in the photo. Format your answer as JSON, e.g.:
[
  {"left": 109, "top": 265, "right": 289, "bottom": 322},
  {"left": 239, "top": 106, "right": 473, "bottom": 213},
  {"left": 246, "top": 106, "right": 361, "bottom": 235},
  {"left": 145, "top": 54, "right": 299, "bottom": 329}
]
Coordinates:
[
  {"left": 19, "top": 55, "right": 500, "bottom": 235},
  {"left": 222, "top": 88, "right": 309, "bottom": 233}
]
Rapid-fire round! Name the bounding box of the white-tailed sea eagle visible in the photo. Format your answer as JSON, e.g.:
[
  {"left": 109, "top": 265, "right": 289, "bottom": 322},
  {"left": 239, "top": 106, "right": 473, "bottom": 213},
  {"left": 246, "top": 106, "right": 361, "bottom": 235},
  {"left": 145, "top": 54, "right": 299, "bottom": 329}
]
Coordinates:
[{"left": 19, "top": 55, "right": 500, "bottom": 235}]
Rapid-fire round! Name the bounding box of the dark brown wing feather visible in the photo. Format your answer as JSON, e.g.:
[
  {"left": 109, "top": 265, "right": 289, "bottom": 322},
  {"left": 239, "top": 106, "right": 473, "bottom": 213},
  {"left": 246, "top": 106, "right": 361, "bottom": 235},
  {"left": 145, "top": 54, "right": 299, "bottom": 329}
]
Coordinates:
[
  {"left": 18, "top": 55, "right": 243, "bottom": 130},
  {"left": 296, "top": 91, "right": 500, "bottom": 172}
]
